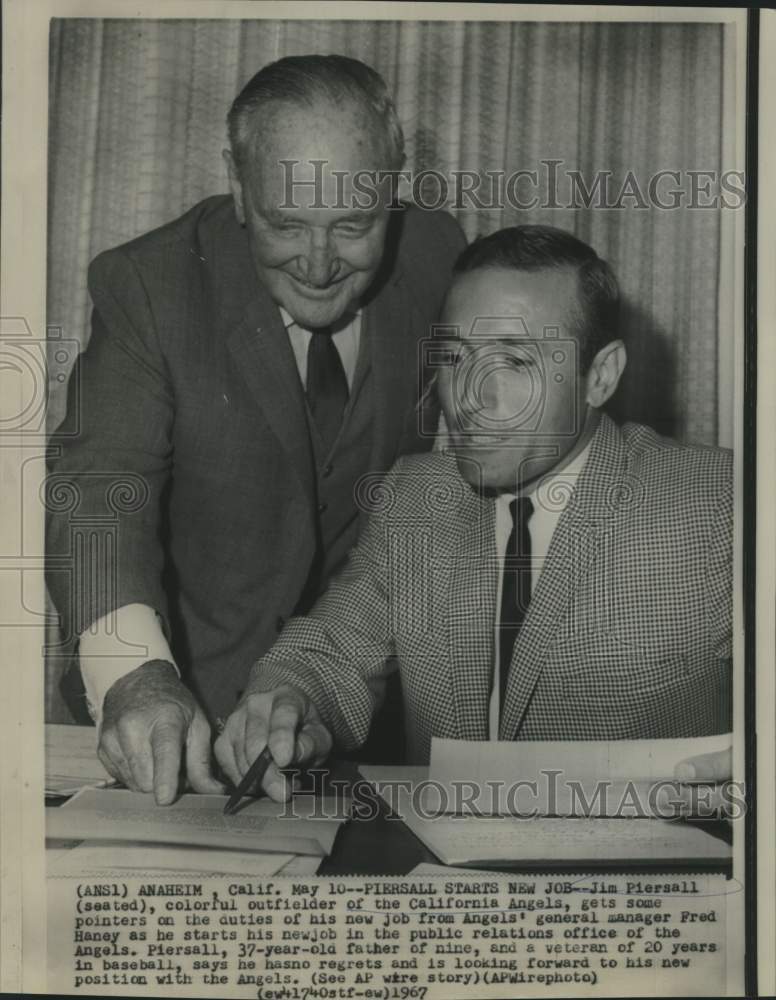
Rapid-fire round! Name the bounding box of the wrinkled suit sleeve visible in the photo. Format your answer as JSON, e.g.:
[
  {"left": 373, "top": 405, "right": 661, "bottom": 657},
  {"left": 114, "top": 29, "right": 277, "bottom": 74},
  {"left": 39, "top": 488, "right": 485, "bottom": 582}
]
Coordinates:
[{"left": 46, "top": 249, "right": 174, "bottom": 642}]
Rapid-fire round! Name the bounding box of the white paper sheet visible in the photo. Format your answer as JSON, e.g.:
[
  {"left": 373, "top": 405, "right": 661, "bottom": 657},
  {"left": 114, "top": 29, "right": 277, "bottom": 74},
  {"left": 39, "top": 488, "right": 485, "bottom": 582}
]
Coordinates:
[
  {"left": 428, "top": 734, "right": 732, "bottom": 816},
  {"left": 46, "top": 839, "right": 296, "bottom": 878},
  {"left": 398, "top": 813, "right": 730, "bottom": 866},
  {"left": 46, "top": 787, "right": 348, "bottom": 857},
  {"left": 359, "top": 764, "right": 731, "bottom": 866},
  {"left": 44, "top": 724, "right": 114, "bottom": 795},
  {"left": 276, "top": 854, "right": 323, "bottom": 876}
]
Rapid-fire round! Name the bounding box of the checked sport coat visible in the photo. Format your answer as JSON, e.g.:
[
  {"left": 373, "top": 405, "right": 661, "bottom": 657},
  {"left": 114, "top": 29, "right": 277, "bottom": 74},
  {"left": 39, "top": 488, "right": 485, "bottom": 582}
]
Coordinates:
[{"left": 255, "top": 414, "right": 733, "bottom": 764}]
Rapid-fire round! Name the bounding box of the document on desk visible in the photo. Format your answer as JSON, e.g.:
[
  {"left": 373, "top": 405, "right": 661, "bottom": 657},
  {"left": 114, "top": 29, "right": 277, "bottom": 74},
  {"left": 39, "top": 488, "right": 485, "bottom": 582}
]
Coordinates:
[
  {"left": 399, "top": 812, "right": 729, "bottom": 867},
  {"left": 46, "top": 788, "right": 347, "bottom": 857},
  {"left": 360, "top": 732, "right": 733, "bottom": 867},
  {"left": 47, "top": 841, "right": 297, "bottom": 878},
  {"left": 429, "top": 733, "right": 732, "bottom": 817},
  {"left": 44, "top": 724, "right": 115, "bottom": 795}
]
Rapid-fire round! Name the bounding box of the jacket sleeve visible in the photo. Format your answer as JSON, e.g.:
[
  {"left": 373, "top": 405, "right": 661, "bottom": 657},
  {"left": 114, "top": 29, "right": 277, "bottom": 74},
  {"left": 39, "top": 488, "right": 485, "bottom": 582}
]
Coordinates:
[
  {"left": 45, "top": 248, "right": 174, "bottom": 644},
  {"left": 250, "top": 461, "right": 408, "bottom": 750},
  {"left": 704, "top": 462, "right": 734, "bottom": 662}
]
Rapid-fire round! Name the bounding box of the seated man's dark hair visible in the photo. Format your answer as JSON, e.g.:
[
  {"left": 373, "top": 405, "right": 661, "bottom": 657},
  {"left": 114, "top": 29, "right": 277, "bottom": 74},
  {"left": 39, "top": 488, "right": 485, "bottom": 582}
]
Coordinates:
[{"left": 453, "top": 225, "right": 620, "bottom": 372}]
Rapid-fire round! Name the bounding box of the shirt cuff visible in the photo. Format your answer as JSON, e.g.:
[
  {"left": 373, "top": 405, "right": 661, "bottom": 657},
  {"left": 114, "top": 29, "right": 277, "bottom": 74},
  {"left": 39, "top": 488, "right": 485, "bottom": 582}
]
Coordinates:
[{"left": 78, "top": 604, "right": 178, "bottom": 722}]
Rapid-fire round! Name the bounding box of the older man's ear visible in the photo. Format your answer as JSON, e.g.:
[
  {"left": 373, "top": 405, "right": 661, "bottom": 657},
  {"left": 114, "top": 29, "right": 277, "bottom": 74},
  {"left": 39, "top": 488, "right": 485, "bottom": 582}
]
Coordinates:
[{"left": 585, "top": 340, "right": 627, "bottom": 408}]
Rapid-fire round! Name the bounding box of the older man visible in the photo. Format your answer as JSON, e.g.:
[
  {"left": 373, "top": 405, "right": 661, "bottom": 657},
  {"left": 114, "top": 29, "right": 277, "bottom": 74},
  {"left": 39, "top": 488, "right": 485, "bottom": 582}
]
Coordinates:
[
  {"left": 46, "top": 55, "right": 465, "bottom": 802},
  {"left": 214, "top": 224, "right": 732, "bottom": 801}
]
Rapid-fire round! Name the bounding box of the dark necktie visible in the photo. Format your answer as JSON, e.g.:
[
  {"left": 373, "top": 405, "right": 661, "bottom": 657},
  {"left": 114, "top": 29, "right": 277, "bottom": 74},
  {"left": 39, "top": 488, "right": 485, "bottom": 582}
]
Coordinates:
[
  {"left": 499, "top": 496, "right": 535, "bottom": 713},
  {"left": 306, "top": 326, "right": 349, "bottom": 454}
]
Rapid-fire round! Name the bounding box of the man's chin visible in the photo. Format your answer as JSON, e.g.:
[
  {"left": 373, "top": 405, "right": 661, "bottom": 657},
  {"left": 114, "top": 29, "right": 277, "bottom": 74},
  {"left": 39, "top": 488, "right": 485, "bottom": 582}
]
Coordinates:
[
  {"left": 453, "top": 451, "right": 512, "bottom": 494},
  {"left": 452, "top": 444, "right": 548, "bottom": 495},
  {"left": 274, "top": 275, "right": 366, "bottom": 327}
]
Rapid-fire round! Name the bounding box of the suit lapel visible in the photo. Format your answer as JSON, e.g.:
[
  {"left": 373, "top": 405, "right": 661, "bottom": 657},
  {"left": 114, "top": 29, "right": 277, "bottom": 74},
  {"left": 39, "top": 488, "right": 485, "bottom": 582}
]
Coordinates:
[
  {"left": 214, "top": 210, "right": 316, "bottom": 507},
  {"left": 226, "top": 299, "right": 316, "bottom": 507},
  {"left": 499, "top": 415, "right": 627, "bottom": 739},
  {"left": 447, "top": 487, "right": 498, "bottom": 739}
]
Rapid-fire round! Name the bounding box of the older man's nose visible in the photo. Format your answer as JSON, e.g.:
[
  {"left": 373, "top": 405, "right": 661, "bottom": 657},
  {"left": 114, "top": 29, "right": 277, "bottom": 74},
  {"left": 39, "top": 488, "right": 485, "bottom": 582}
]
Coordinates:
[{"left": 298, "top": 245, "right": 338, "bottom": 287}]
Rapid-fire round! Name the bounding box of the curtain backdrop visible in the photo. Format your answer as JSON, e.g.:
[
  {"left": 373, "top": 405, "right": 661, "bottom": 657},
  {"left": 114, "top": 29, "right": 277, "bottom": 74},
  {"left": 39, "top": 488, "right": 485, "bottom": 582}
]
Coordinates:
[
  {"left": 45, "top": 17, "right": 729, "bottom": 719},
  {"left": 48, "top": 17, "right": 727, "bottom": 444}
]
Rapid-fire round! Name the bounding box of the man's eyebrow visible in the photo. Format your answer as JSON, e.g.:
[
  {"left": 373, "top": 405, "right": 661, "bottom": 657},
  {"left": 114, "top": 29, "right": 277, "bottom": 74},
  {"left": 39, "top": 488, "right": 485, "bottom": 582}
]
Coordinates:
[
  {"left": 256, "top": 204, "right": 292, "bottom": 222},
  {"left": 458, "top": 336, "right": 537, "bottom": 351},
  {"left": 334, "top": 213, "right": 377, "bottom": 224},
  {"left": 262, "top": 207, "right": 377, "bottom": 225},
  {"left": 495, "top": 337, "right": 533, "bottom": 348}
]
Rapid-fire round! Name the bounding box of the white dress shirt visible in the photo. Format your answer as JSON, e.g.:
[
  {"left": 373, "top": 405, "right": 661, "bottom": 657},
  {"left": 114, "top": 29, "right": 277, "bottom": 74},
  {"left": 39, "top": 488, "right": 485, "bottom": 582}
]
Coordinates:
[
  {"left": 282, "top": 307, "right": 361, "bottom": 391},
  {"left": 488, "top": 441, "right": 592, "bottom": 738},
  {"left": 78, "top": 309, "right": 362, "bottom": 720}
]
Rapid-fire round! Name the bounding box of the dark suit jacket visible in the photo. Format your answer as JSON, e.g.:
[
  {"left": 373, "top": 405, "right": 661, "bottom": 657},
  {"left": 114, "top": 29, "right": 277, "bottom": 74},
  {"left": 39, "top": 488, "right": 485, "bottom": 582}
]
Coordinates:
[
  {"left": 46, "top": 195, "right": 466, "bottom": 721},
  {"left": 255, "top": 415, "right": 733, "bottom": 763}
]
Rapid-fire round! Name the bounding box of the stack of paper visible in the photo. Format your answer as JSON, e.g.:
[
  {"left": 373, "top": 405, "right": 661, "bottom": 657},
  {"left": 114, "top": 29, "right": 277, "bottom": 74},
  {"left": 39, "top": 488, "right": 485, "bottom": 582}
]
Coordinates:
[
  {"left": 47, "top": 786, "right": 346, "bottom": 857},
  {"left": 359, "top": 734, "right": 732, "bottom": 867},
  {"left": 44, "top": 726, "right": 347, "bottom": 878},
  {"left": 428, "top": 733, "right": 732, "bottom": 817},
  {"left": 44, "top": 724, "right": 114, "bottom": 795},
  {"left": 47, "top": 841, "right": 323, "bottom": 878},
  {"left": 46, "top": 789, "right": 348, "bottom": 878}
]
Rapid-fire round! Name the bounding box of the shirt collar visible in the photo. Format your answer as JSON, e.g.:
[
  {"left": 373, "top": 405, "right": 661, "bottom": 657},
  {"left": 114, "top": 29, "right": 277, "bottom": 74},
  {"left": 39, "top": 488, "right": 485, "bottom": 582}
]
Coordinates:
[
  {"left": 278, "top": 305, "right": 360, "bottom": 333},
  {"left": 497, "top": 438, "right": 593, "bottom": 514}
]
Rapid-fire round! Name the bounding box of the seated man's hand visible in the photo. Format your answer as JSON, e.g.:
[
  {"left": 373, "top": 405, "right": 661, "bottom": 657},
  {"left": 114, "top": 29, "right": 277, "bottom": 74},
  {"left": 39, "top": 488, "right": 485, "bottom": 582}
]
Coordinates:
[
  {"left": 214, "top": 684, "right": 333, "bottom": 803},
  {"left": 657, "top": 747, "right": 733, "bottom": 817},
  {"left": 98, "top": 660, "right": 224, "bottom": 805}
]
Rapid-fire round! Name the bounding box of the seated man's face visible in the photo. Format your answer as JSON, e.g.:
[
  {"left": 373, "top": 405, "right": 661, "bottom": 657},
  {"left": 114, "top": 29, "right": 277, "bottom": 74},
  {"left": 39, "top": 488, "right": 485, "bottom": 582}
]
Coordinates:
[
  {"left": 231, "top": 102, "right": 392, "bottom": 329},
  {"left": 437, "top": 265, "right": 594, "bottom": 493}
]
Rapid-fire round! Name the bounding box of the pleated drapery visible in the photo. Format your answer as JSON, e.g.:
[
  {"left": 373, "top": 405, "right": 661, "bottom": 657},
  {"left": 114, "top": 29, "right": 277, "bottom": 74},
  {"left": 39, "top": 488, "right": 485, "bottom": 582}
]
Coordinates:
[{"left": 48, "top": 18, "right": 729, "bottom": 449}]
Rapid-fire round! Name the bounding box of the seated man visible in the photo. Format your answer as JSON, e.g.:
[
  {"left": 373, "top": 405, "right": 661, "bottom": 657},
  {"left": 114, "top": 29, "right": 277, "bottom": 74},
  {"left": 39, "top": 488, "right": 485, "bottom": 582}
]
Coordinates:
[{"left": 214, "top": 225, "right": 732, "bottom": 801}]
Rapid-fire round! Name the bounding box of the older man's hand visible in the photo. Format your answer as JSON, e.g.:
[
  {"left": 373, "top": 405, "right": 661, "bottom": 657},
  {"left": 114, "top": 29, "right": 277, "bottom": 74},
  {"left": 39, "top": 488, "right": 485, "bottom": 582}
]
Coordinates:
[
  {"left": 214, "top": 684, "right": 333, "bottom": 802},
  {"left": 98, "top": 660, "right": 224, "bottom": 805}
]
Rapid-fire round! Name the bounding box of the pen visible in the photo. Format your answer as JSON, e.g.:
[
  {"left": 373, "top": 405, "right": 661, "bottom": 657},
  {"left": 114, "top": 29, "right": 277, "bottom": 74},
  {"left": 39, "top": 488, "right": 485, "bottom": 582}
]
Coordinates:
[{"left": 223, "top": 744, "right": 274, "bottom": 815}]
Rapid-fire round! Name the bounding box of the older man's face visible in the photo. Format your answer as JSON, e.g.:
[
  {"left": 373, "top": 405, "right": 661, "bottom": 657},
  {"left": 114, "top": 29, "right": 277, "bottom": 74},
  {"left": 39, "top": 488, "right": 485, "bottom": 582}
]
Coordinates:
[{"left": 229, "top": 102, "right": 392, "bottom": 329}]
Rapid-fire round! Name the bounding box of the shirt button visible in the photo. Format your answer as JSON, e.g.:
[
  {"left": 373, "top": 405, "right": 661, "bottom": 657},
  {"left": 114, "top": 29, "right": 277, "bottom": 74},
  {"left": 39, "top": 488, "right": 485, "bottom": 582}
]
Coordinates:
[
  {"left": 275, "top": 616, "right": 285, "bottom": 632},
  {"left": 322, "top": 463, "right": 334, "bottom": 478},
  {"left": 318, "top": 502, "right": 328, "bottom": 514}
]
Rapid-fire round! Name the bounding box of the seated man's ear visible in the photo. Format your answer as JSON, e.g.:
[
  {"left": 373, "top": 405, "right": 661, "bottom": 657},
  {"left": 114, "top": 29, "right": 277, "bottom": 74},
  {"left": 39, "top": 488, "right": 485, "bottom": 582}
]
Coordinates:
[
  {"left": 584, "top": 339, "right": 627, "bottom": 408},
  {"left": 223, "top": 149, "right": 246, "bottom": 226}
]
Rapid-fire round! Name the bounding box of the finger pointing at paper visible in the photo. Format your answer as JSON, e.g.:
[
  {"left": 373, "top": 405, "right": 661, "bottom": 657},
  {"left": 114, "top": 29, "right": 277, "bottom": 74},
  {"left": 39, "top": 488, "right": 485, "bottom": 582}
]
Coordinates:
[
  {"left": 98, "top": 660, "right": 225, "bottom": 805},
  {"left": 214, "top": 683, "right": 333, "bottom": 802}
]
